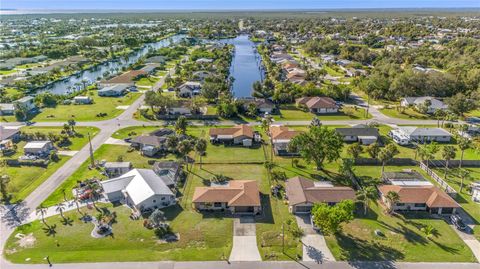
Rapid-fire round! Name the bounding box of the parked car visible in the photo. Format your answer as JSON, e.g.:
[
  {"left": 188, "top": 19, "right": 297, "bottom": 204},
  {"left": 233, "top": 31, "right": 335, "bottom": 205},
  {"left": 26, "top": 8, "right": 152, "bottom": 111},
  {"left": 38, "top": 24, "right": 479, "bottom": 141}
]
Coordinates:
[
  {"left": 450, "top": 214, "right": 467, "bottom": 231},
  {"left": 466, "top": 117, "right": 480, "bottom": 124}
]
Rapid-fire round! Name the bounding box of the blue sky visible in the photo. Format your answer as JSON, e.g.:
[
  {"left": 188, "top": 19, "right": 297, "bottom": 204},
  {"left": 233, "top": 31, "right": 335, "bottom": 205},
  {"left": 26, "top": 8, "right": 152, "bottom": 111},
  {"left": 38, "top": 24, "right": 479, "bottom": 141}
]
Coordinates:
[{"left": 2, "top": 0, "right": 480, "bottom": 10}]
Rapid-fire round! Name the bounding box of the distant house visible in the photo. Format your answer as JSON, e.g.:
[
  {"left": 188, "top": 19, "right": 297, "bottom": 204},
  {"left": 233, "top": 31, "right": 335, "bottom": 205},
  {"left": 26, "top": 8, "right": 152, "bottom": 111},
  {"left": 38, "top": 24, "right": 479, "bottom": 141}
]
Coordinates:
[
  {"left": 285, "top": 176, "right": 356, "bottom": 214},
  {"left": 471, "top": 181, "right": 480, "bottom": 202},
  {"left": 130, "top": 128, "right": 174, "bottom": 157},
  {"left": 0, "top": 103, "right": 15, "bottom": 115},
  {"left": 168, "top": 100, "right": 194, "bottom": 115},
  {"left": 378, "top": 185, "right": 459, "bottom": 215},
  {"left": 145, "top": 56, "right": 166, "bottom": 65},
  {"left": 192, "top": 180, "right": 261, "bottom": 215},
  {"left": 14, "top": 96, "right": 36, "bottom": 112},
  {"left": 389, "top": 127, "right": 452, "bottom": 145},
  {"left": 100, "top": 169, "right": 176, "bottom": 212},
  {"left": 400, "top": 97, "right": 448, "bottom": 114},
  {"left": 24, "top": 141, "right": 54, "bottom": 155},
  {"left": 73, "top": 96, "right": 92, "bottom": 105},
  {"left": 195, "top": 58, "right": 214, "bottom": 64},
  {"left": 240, "top": 98, "right": 276, "bottom": 114},
  {"left": 382, "top": 170, "right": 433, "bottom": 186},
  {"left": 209, "top": 124, "right": 258, "bottom": 146},
  {"left": 0, "top": 126, "right": 20, "bottom": 143},
  {"left": 296, "top": 97, "right": 339, "bottom": 114},
  {"left": 335, "top": 127, "right": 380, "bottom": 145},
  {"left": 192, "top": 71, "right": 211, "bottom": 82},
  {"left": 178, "top": 81, "right": 201, "bottom": 98},
  {"left": 104, "top": 162, "right": 132, "bottom": 178},
  {"left": 153, "top": 161, "right": 181, "bottom": 187},
  {"left": 269, "top": 125, "right": 301, "bottom": 156},
  {"left": 103, "top": 70, "right": 147, "bottom": 85},
  {"left": 98, "top": 84, "right": 129, "bottom": 97}
]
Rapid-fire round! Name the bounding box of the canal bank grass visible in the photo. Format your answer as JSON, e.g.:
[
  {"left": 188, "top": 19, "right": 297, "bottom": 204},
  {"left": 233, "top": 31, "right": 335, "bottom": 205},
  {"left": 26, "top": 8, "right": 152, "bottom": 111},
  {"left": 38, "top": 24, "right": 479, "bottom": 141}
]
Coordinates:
[
  {"left": 2, "top": 126, "right": 98, "bottom": 203},
  {"left": 325, "top": 203, "right": 476, "bottom": 262},
  {"left": 273, "top": 105, "right": 372, "bottom": 121},
  {"left": 30, "top": 92, "right": 142, "bottom": 122}
]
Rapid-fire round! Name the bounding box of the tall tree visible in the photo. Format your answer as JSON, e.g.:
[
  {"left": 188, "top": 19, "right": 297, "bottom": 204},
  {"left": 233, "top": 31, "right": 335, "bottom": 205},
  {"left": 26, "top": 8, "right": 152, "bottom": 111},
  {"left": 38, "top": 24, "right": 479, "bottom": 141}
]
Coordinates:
[
  {"left": 290, "top": 126, "right": 344, "bottom": 170},
  {"left": 311, "top": 200, "right": 355, "bottom": 235},
  {"left": 385, "top": 191, "right": 400, "bottom": 214},
  {"left": 441, "top": 146, "right": 456, "bottom": 180},
  {"left": 378, "top": 144, "right": 399, "bottom": 173},
  {"left": 356, "top": 186, "right": 378, "bottom": 215},
  {"left": 347, "top": 143, "right": 363, "bottom": 159},
  {"left": 0, "top": 174, "right": 10, "bottom": 202},
  {"left": 366, "top": 143, "right": 381, "bottom": 159},
  {"left": 457, "top": 136, "right": 472, "bottom": 169},
  {"left": 418, "top": 142, "right": 440, "bottom": 168},
  {"left": 194, "top": 138, "right": 207, "bottom": 168},
  {"left": 175, "top": 116, "right": 188, "bottom": 135}
]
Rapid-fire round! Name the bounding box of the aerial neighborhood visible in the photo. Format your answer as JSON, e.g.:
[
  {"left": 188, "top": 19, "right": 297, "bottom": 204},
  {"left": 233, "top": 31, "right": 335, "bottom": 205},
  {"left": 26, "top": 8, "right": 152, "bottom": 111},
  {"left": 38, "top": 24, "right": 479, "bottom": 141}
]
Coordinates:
[{"left": 0, "top": 6, "right": 479, "bottom": 269}]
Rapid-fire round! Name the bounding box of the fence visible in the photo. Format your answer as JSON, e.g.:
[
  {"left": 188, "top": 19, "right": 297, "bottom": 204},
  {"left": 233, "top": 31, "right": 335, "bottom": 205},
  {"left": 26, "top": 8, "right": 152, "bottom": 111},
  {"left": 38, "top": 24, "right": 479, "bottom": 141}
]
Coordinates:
[
  {"left": 428, "top": 160, "right": 480, "bottom": 168},
  {"left": 419, "top": 162, "right": 457, "bottom": 198},
  {"left": 354, "top": 158, "right": 417, "bottom": 166}
]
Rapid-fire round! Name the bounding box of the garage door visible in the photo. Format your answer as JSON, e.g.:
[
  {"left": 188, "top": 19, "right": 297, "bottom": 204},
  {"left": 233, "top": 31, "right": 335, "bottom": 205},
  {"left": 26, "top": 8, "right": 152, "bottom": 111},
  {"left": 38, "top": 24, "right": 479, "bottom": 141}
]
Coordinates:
[
  {"left": 295, "top": 206, "right": 312, "bottom": 213},
  {"left": 235, "top": 206, "right": 254, "bottom": 213}
]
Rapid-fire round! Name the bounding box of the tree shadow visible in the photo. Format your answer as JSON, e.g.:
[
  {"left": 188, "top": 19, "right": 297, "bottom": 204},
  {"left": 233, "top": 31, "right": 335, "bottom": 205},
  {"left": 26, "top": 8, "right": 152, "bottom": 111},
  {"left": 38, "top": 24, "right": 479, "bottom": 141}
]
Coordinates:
[
  {"left": 254, "top": 193, "right": 274, "bottom": 224},
  {"left": 163, "top": 204, "right": 183, "bottom": 221},
  {"left": 43, "top": 224, "right": 57, "bottom": 237},
  {"left": 1, "top": 201, "right": 31, "bottom": 227},
  {"left": 61, "top": 217, "right": 74, "bottom": 226},
  {"left": 336, "top": 233, "right": 405, "bottom": 261}
]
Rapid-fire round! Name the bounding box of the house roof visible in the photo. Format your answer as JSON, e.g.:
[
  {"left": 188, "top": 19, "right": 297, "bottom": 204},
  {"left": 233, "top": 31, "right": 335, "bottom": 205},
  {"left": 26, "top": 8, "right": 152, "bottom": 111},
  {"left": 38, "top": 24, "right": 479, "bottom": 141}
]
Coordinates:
[
  {"left": 378, "top": 185, "right": 459, "bottom": 208},
  {"left": 131, "top": 135, "right": 166, "bottom": 147},
  {"left": 24, "top": 141, "right": 52, "bottom": 149},
  {"left": 285, "top": 176, "right": 355, "bottom": 206},
  {"left": 335, "top": 127, "right": 379, "bottom": 137},
  {"left": 241, "top": 98, "right": 275, "bottom": 109},
  {"left": 153, "top": 161, "right": 181, "bottom": 186},
  {"left": 0, "top": 103, "right": 14, "bottom": 111},
  {"left": 382, "top": 170, "right": 425, "bottom": 181},
  {"left": 99, "top": 84, "right": 128, "bottom": 93},
  {"left": 296, "top": 97, "right": 337, "bottom": 109},
  {"left": 192, "top": 180, "right": 260, "bottom": 207},
  {"left": 209, "top": 124, "right": 254, "bottom": 138},
  {"left": 398, "top": 127, "right": 452, "bottom": 137},
  {"left": 16, "top": 96, "right": 34, "bottom": 103},
  {"left": 402, "top": 96, "right": 447, "bottom": 109},
  {"left": 104, "top": 162, "right": 132, "bottom": 169},
  {"left": 149, "top": 128, "right": 174, "bottom": 137},
  {"left": 105, "top": 70, "right": 147, "bottom": 84},
  {"left": 0, "top": 126, "right": 20, "bottom": 140},
  {"left": 269, "top": 125, "right": 301, "bottom": 141}
]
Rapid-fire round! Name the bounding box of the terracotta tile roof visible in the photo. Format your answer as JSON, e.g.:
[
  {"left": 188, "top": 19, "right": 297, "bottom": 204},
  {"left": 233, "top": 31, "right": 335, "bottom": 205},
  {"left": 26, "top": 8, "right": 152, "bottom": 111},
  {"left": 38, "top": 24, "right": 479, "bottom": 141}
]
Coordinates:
[
  {"left": 296, "top": 97, "right": 337, "bottom": 109},
  {"left": 209, "top": 124, "right": 254, "bottom": 138},
  {"left": 192, "top": 180, "right": 261, "bottom": 207},
  {"left": 378, "top": 185, "right": 459, "bottom": 208},
  {"left": 105, "top": 70, "right": 147, "bottom": 84},
  {"left": 269, "top": 125, "right": 301, "bottom": 140},
  {"left": 285, "top": 176, "right": 355, "bottom": 206}
]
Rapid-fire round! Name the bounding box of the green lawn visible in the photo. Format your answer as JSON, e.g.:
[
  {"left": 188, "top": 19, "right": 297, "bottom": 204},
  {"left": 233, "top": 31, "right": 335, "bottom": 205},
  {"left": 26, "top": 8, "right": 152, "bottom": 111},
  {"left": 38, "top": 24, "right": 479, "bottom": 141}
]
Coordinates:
[
  {"left": 31, "top": 92, "right": 142, "bottom": 122},
  {"left": 273, "top": 105, "right": 372, "bottom": 121},
  {"left": 380, "top": 107, "right": 431, "bottom": 120},
  {"left": 135, "top": 77, "right": 160, "bottom": 87},
  {"left": 325, "top": 203, "right": 476, "bottom": 262},
  {"left": 0, "top": 69, "right": 17, "bottom": 75},
  {"left": 2, "top": 126, "right": 98, "bottom": 203}
]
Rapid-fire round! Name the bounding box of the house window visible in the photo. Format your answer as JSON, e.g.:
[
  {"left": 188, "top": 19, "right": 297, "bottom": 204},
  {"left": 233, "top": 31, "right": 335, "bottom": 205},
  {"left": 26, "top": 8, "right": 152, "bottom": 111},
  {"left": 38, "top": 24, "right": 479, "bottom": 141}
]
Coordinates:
[
  {"left": 152, "top": 200, "right": 156, "bottom": 203},
  {"left": 414, "top": 203, "right": 426, "bottom": 207},
  {"left": 396, "top": 203, "right": 405, "bottom": 206},
  {"left": 214, "top": 202, "right": 222, "bottom": 207}
]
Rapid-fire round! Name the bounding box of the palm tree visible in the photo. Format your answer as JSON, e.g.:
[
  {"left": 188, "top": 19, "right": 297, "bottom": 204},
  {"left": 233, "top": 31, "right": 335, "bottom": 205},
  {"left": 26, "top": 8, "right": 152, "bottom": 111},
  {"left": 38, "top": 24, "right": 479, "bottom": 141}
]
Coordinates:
[
  {"left": 457, "top": 136, "right": 472, "bottom": 169},
  {"left": 55, "top": 202, "right": 66, "bottom": 220},
  {"left": 0, "top": 174, "right": 10, "bottom": 202},
  {"left": 356, "top": 186, "right": 378, "bottom": 215},
  {"left": 36, "top": 204, "right": 48, "bottom": 227},
  {"left": 441, "top": 146, "right": 456, "bottom": 180},
  {"left": 194, "top": 138, "right": 207, "bottom": 168},
  {"left": 68, "top": 119, "right": 76, "bottom": 133},
  {"left": 177, "top": 140, "right": 193, "bottom": 171},
  {"left": 385, "top": 191, "right": 400, "bottom": 214},
  {"left": 149, "top": 209, "right": 167, "bottom": 228},
  {"left": 418, "top": 142, "right": 439, "bottom": 168},
  {"left": 421, "top": 224, "right": 436, "bottom": 240},
  {"left": 378, "top": 144, "right": 399, "bottom": 174},
  {"left": 458, "top": 169, "right": 471, "bottom": 193},
  {"left": 175, "top": 116, "right": 188, "bottom": 135}
]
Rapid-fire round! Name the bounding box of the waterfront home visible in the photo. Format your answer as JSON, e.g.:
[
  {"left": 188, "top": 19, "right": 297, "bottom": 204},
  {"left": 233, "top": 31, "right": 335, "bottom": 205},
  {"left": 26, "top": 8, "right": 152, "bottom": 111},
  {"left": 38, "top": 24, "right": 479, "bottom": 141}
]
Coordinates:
[
  {"left": 98, "top": 84, "right": 129, "bottom": 97},
  {"left": 192, "top": 180, "right": 261, "bottom": 214},
  {"left": 378, "top": 185, "right": 459, "bottom": 215},
  {"left": 73, "top": 96, "right": 93, "bottom": 105},
  {"left": 14, "top": 96, "right": 36, "bottom": 112},
  {"left": 285, "top": 176, "right": 355, "bottom": 214},
  {"left": 101, "top": 169, "right": 176, "bottom": 212},
  {"left": 240, "top": 98, "right": 276, "bottom": 114},
  {"left": 296, "top": 96, "right": 339, "bottom": 114}
]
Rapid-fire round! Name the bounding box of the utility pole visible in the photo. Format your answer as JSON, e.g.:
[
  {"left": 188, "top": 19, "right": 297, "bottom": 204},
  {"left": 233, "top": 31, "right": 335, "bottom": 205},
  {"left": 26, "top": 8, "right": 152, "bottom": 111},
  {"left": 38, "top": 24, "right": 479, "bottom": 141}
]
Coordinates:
[
  {"left": 282, "top": 222, "right": 285, "bottom": 253},
  {"left": 88, "top": 132, "right": 95, "bottom": 168}
]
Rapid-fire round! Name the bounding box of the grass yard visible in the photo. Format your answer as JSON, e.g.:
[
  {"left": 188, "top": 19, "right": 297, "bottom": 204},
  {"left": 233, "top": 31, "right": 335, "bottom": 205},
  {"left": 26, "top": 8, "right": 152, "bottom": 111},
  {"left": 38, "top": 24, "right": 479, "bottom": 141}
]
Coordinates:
[
  {"left": 273, "top": 105, "right": 372, "bottom": 121},
  {"left": 325, "top": 203, "right": 476, "bottom": 262},
  {"left": 380, "top": 107, "right": 431, "bottom": 120},
  {"left": 31, "top": 92, "right": 142, "bottom": 122},
  {"left": 135, "top": 77, "right": 160, "bottom": 87},
  {"left": 2, "top": 126, "right": 98, "bottom": 203}
]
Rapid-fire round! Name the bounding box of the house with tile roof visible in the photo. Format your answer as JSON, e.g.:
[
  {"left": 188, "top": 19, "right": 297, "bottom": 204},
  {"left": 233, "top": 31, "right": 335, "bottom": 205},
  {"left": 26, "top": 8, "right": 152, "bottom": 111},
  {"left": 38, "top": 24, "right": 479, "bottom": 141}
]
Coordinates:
[
  {"left": 209, "top": 124, "right": 258, "bottom": 146},
  {"left": 285, "top": 176, "right": 356, "bottom": 214},
  {"left": 269, "top": 125, "right": 301, "bottom": 156},
  {"left": 296, "top": 96, "right": 339, "bottom": 114},
  {"left": 192, "top": 180, "right": 261, "bottom": 214},
  {"left": 378, "top": 185, "right": 459, "bottom": 215}
]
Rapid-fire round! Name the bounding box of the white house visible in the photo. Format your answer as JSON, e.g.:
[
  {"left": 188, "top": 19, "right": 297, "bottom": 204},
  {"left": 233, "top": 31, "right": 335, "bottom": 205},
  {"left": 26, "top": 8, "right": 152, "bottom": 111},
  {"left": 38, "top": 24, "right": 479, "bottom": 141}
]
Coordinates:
[
  {"left": 14, "top": 96, "right": 36, "bottom": 112},
  {"left": 73, "top": 96, "right": 92, "bottom": 104},
  {"left": 400, "top": 97, "right": 448, "bottom": 114},
  {"left": 389, "top": 127, "right": 452, "bottom": 145},
  {"left": 24, "top": 141, "right": 54, "bottom": 155},
  {"left": 100, "top": 169, "right": 176, "bottom": 212},
  {"left": 0, "top": 103, "right": 15, "bottom": 115},
  {"left": 471, "top": 181, "right": 480, "bottom": 203},
  {"left": 98, "top": 84, "right": 128, "bottom": 97}
]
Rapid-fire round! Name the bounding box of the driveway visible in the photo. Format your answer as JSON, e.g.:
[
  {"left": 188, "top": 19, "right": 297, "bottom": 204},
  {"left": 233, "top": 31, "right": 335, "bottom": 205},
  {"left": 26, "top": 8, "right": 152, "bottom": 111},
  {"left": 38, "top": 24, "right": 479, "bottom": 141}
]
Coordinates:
[
  {"left": 229, "top": 216, "right": 261, "bottom": 261},
  {"left": 450, "top": 209, "right": 480, "bottom": 262},
  {"left": 295, "top": 214, "right": 335, "bottom": 263}
]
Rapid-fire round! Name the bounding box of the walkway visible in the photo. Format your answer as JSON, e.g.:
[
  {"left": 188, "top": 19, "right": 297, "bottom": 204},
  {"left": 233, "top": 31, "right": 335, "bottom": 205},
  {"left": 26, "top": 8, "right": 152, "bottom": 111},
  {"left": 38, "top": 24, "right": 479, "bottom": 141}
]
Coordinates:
[
  {"left": 452, "top": 209, "right": 480, "bottom": 261},
  {"left": 229, "top": 216, "right": 261, "bottom": 261},
  {"left": 295, "top": 214, "right": 335, "bottom": 263}
]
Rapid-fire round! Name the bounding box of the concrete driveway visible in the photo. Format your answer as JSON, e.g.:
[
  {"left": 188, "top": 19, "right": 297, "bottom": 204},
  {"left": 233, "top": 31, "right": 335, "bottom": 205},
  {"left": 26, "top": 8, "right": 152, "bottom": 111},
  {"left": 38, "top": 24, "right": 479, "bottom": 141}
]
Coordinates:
[
  {"left": 449, "top": 209, "right": 480, "bottom": 262},
  {"left": 295, "top": 214, "right": 335, "bottom": 262},
  {"left": 229, "top": 216, "right": 261, "bottom": 261}
]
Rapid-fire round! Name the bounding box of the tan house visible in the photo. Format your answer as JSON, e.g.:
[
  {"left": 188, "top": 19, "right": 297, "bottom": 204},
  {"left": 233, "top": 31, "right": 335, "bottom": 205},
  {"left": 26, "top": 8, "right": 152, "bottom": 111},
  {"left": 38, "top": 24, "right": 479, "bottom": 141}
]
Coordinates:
[
  {"left": 209, "top": 124, "right": 257, "bottom": 146},
  {"left": 378, "top": 185, "right": 460, "bottom": 215},
  {"left": 192, "top": 180, "right": 261, "bottom": 214},
  {"left": 296, "top": 97, "right": 339, "bottom": 114},
  {"left": 269, "top": 125, "right": 301, "bottom": 156},
  {"left": 285, "top": 176, "right": 355, "bottom": 214}
]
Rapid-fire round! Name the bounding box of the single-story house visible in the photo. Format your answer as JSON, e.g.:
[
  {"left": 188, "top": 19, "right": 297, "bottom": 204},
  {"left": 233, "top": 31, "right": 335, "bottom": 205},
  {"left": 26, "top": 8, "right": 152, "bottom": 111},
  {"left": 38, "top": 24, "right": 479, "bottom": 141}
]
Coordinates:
[
  {"left": 335, "top": 127, "right": 380, "bottom": 145},
  {"left": 130, "top": 128, "right": 174, "bottom": 157},
  {"left": 389, "top": 127, "right": 452, "bottom": 145},
  {"left": 0, "top": 103, "right": 15, "bottom": 115},
  {"left": 240, "top": 98, "right": 276, "bottom": 114},
  {"left": 178, "top": 81, "right": 201, "bottom": 98},
  {"left": 153, "top": 161, "right": 181, "bottom": 187},
  {"left": 378, "top": 185, "right": 459, "bottom": 215},
  {"left": 98, "top": 84, "right": 129, "bottom": 97},
  {"left": 209, "top": 124, "right": 257, "bottom": 146},
  {"left": 168, "top": 100, "right": 194, "bottom": 115},
  {"left": 24, "top": 141, "right": 54, "bottom": 155},
  {"left": 192, "top": 180, "right": 261, "bottom": 214},
  {"left": 269, "top": 125, "right": 301, "bottom": 156},
  {"left": 296, "top": 97, "right": 339, "bottom": 114},
  {"left": 103, "top": 70, "right": 147, "bottom": 85},
  {"left": 73, "top": 96, "right": 92, "bottom": 105},
  {"left": 285, "top": 176, "right": 356, "bottom": 214},
  {"left": 14, "top": 96, "right": 36, "bottom": 112},
  {"left": 0, "top": 126, "right": 20, "bottom": 142},
  {"left": 100, "top": 169, "right": 176, "bottom": 212},
  {"left": 192, "top": 71, "right": 211, "bottom": 82},
  {"left": 471, "top": 181, "right": 480, "bottom": 202},
  {"left": 195, "top": 58, "right": 214, "bottom": 64},
  {"left": 401, "top": 97, "right": 448, "bottom": 114},
  {"left": 145, "top": 56, "right": 166, "bottom": 65},
  {"left": 104, "top": 162, "right": 132, "bottom": 178}
]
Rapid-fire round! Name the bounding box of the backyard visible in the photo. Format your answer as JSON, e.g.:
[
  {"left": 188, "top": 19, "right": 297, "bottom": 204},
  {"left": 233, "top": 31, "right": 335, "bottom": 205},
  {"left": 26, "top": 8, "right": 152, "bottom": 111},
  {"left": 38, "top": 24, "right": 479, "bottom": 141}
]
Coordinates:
[{"left": 273, "top": 105, "right": 372, "bottom": 121}]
